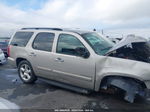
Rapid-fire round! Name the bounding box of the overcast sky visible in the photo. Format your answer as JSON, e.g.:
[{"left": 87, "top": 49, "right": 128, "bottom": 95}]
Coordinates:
[{"left": 0, "top": 0, "right": 150, "bottom": 37}]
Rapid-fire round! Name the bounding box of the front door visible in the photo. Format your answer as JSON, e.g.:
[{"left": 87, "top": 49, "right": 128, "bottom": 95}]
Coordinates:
[{"left": 52, "top": 33, "right": 95, "bottom": 89}]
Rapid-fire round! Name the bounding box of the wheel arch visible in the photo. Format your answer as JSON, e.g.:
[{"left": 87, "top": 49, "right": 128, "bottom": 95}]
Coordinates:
[
  {"left": 98, "top": 75, "right": 147, "bottom": 103},
  {"left": 16, "top": 57, "right": 28, "bottom": 67},
  {"left": 99, "top": 75, "right": 146, "bottom": 90}
]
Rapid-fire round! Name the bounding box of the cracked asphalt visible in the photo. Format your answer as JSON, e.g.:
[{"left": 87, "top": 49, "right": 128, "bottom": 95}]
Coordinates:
[{"left": 0, "top": 62, "right": 150, "bottom": 112}]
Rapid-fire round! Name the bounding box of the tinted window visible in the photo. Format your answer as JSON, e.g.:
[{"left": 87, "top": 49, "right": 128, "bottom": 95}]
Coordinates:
[
  {"left": 33, "top": 33, "right": 55, "bottom": 52},
  {"left": 57, "top": 34, "right": 85, "bottom": 56},
  {"left": 11, "top": 32, "right": 33, "bottom": 47}
]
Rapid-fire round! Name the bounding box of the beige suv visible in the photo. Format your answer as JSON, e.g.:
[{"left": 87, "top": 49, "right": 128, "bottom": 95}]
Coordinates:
[{"left": 8, "top": 28, "right": 150, "bottom": 103}]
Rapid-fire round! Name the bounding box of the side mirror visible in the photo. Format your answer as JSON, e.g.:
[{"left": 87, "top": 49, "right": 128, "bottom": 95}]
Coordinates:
[{"left": 75, "top": 47, "right": 90, "bottom": 58}]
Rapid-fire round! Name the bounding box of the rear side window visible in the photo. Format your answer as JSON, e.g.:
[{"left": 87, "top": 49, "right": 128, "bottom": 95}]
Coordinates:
[
  {"left": 11, "top": 32, "right": 33, "bottom": 47},
  {"left": 32, "top": 32, "right": 55, "bottom": 52}
]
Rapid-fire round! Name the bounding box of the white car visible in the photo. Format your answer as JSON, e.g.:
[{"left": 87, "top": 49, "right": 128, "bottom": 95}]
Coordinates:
[{"left": 0, "top": 49, "right": 6, "bottom": 64}]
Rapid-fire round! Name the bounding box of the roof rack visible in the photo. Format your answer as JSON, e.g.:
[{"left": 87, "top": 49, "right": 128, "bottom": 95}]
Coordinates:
[{"left": 21, "top": 27, "right": 63, "bottom": 31}]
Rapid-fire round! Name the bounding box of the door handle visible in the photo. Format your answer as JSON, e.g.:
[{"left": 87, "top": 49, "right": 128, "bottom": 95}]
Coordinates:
[
  {"left": 55, "top": 58, "right": 64, "bottom": 62},
  {"left": 29, "top": 52, "right": 36, "bottom": 56}
]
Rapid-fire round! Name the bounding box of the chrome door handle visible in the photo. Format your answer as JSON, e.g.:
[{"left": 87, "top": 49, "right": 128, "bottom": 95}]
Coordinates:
[
  {"left": 29, "top": 52, "right": 36, "bottom": 56},
  {"left": 55, "top": 58, "right": 64, "bottom": 62}
]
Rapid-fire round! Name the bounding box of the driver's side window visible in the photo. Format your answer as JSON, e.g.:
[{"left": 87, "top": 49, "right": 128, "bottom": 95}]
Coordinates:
[{"left": 56, "top": 34, "right": 85, "bottom": 56}]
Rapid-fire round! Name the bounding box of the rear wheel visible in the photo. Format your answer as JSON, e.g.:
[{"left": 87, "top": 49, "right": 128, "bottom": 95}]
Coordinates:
[{"left": 18, "top": 60, "right": 37, "bottom": 84}]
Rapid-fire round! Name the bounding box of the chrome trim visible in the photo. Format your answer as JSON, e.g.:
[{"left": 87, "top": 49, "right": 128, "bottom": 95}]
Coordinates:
[
  {"left": 53, "top": 69, "right": 92, "bottom": 81},
  {"left": 37, "top": 66, "right": 52, "bottom": 71}
]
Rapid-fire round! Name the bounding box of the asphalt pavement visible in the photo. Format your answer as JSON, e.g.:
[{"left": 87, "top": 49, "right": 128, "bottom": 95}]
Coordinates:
[{"left": 0, "top": 62, "right": 150, "bottom": 112}]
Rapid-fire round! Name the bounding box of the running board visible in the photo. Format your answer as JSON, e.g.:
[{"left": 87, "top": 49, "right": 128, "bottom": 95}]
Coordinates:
[{"left": 39, "top": 78, "right": 91, "bottom": 94}]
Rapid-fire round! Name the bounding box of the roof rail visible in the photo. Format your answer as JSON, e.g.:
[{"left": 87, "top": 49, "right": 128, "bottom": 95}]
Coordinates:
[{"left": 21, "top": 27, "right": 63, "bottom": 31}]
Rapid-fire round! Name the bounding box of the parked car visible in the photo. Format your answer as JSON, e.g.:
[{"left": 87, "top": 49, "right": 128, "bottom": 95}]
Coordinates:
[
  {"left": 0, "top": 37, "right": 10, "bottom": 57},
  {"left": 0, "top": 49, "right": 6, "bottom": 64},
  {"left": 8, "top": 28, "right": 150, "bottom": 103}
]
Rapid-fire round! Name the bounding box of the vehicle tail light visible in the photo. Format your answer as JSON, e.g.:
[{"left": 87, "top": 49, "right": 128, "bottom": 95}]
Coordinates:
[{"left": 7, "top": 45, "right": 11, "bottom": 57}]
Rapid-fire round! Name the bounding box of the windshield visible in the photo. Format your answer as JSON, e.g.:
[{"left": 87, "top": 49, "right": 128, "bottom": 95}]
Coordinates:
[{"left": 82, "top": 33, "right": 114, "bottom": 55}]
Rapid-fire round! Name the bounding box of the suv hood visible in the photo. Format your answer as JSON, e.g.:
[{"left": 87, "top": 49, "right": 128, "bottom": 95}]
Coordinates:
[
  {"left": 107, "top": 35, "right": 148, "bottom": 53},
  {"left": 106, "top": 35, "right": 150, "bottom": 63}
]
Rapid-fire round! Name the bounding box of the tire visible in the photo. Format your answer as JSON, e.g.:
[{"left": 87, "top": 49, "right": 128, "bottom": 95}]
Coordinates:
[{"left": 18, "top": 60, "right": 37, "bottom": 84}]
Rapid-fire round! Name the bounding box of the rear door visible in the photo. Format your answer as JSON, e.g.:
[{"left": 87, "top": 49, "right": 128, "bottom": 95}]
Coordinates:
[
  {"left": 51, "top": 33, "right": 95, "bottom": 89},
  {"left": 28, "top": 32, "right": 56, "bottom": 79}
]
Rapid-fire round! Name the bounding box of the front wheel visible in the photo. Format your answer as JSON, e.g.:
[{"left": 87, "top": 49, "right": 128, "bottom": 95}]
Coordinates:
[{"left": 18, "top": 60, "right": 37, "bottom": 84}]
